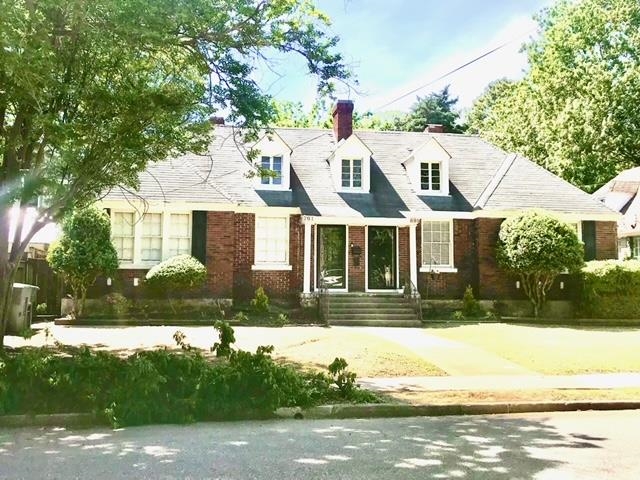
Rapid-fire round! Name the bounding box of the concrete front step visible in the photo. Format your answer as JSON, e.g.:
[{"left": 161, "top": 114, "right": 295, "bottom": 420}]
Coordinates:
[
  {"left": 328, "top": 313, "right": 418, "bottom": 321},
  {"left": 329, "top": 307, "right": 415, "bottom": 314},
  {"left": 329, "top": 319, "right": 423, "bottom": 327}
]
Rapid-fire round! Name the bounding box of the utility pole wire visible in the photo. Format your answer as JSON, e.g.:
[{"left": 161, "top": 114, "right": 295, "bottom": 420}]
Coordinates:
[{"left": 374, "top": 29, "right": 535, "bottom": 112}]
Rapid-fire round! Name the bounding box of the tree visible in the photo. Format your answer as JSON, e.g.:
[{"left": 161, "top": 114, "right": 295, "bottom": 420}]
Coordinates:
[
  {"left": 0, "top": 0, "right": 349, "bottom": 345},
  {"left": 468, "top": 0, "right": 640, "bottom": 192},
  {"left": 497, "top": 211, "right": 584, "bottom": 317},
  {"left": 393, "top": 85, "right": 465, "bottom": 133},
  {"left": 271, "top": 99, "right": 396, "bottom": 130},
  {"left": 47, "top": 207, "right": 118, "bottom": 317}
]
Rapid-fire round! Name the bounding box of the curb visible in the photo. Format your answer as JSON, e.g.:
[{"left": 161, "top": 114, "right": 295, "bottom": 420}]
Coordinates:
[
  {"left": 0, "top": 413, "right": 108, "bottom": 429},
  {"left": 275, "top": 401, "right": 640, "bottom": 420},
  {"left": 4, "top": 401, "right": 640, "bottom": 429}
]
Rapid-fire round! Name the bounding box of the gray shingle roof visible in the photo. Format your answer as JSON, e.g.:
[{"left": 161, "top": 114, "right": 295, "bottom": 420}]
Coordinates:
[{"left": 104, "top": 125, "right": 614, "bottom": 218}]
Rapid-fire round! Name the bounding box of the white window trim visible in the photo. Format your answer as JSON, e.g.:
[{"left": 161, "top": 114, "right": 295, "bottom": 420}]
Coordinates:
[
  {"left": 253, "top": 214, "right": 291, "bottom": 270},
  {"left": 419, "top": 161, "right": 442, "bottom": 194},
  {"left": 420, "top": 219, "right": 456, "bottom": 271},
  {"left": 140, "top": 213, "right": 163, "bottom": 262},
  {"left": 340, "top": 158, "right": 364, "bottom": 191},
  {"left": 112, "top": 210, "right": 192, "bottom": 269},
  {"left": 258, "top": 155, "right": 284, "bottom": 188},
  {"left": 253, "top": 132, "right": 292, "bottom": 191},
  {"left": 112, "top": 212, "right": 135, "bottom": 263}
]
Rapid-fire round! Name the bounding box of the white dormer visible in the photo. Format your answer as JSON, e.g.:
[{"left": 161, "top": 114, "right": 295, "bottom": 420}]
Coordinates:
[
  {"left": 329, "top": 134, "right": 372, "bottom": 193},
  {"left": 252, "top": 131, "right": 292, "bottom": 190},
  {"left": 403, "top": 137, "right": 450, "bottom": 196}
]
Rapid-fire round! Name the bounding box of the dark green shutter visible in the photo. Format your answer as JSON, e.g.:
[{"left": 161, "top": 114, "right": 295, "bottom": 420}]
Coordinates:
[
  {"left": 191, "top": 211, "right": 207, "bottom": 264},
  {"left": 582, "top": 221, "right": 596, "bottom": 261}
]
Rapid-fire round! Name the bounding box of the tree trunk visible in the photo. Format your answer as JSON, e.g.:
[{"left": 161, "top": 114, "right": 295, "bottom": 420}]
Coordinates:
[{"left": 0, "top": 266, "right": 17, "bottom": 348}]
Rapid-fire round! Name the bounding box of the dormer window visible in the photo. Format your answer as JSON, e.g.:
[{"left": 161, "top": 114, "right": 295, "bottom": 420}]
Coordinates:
[
  {"left": 341, "top": 159, "right": 362, "bottom": 189},
  {"left": 260, "top": 155, "right": 283, "bottom": 186},
  {"left": 253, "top": 132, "right": 291, "bottom": 190},
  {"left": 402, "top": 138, "right": 450, "bottom": 196},
  {"left": 420, "top": 162, "right": 441, "bottom": 191},
  {"left": 330, "top": 134, "right": 372, "bottom": 193}
]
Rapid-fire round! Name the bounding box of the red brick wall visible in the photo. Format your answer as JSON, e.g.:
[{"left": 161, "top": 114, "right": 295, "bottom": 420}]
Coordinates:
[
  {"left": 398, "top": 227, "right": 410, "bottom": 285},
  {"left": 289, "top": 215, "right": 304, "bottom": 293},
  {"left": 595, "top": 221, "right": 617, "bottom": 260},
  {"left": 416, "top": 219, "right": 476, "bottom": 298},
  {"left": 348, "top": 226, "right": 365, "bottom": 291},
  {"left": 207, "top": 211, "right": 235, "bottom": 297}
]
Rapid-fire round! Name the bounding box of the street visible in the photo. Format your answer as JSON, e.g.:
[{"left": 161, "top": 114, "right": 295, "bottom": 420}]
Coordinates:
[{"left": 1, "top": 410, "right": 639, "bottom": 479}]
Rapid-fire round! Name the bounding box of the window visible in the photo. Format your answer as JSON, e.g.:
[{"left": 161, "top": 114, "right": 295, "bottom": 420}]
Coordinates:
[
  {"left": 421, "top": 220, "right": 452, "bottom": 267},
  {"left": 169, "top": 213, "right": 191, "bottom": 257},
  {"left": 420, "top": 162, "right": 441, "bottom": 191},
  {"left": 141, "top": 213, "right": 163, "bottom": 261},
  {"left": 260, "top": 155, "right": 282, "bottom": 185},
  {"left": 112, "top": 212, "right": 135, "bottom": 262},
  {"left": 630, "top": 237, "right": 640, "bottom": 260},
  {"left": 255, "top": 216, "right": 289, "bottom": 266},
  {"left": 341, "top": 159, "right": 362, "bottom": 188}
]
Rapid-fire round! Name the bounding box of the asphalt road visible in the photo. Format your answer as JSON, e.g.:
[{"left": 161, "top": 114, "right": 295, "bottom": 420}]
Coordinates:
[{"left": 1, "top": 410, "right": 639, "bottom": 479}]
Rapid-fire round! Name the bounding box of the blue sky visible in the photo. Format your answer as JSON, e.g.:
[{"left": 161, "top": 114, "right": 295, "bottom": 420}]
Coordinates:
[{"left": 254, "top": 0, "right": 553, "bottom": 114}]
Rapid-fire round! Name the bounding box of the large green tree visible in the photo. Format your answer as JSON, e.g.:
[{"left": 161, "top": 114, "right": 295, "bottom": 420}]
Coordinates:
[
  {"left": 0, "top": 0, "right": 349, "bottom": 346},
  {"left": 393, "top": 85, "right": 465, "bottom": 133},
  {"left": 468, "top": 0, "right": 640, "bottom": 191}
]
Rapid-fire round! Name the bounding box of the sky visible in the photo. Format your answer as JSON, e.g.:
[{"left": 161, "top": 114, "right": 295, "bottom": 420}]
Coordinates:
[{"left": 253, "top": 0, "right": 554, "bottom": 115}]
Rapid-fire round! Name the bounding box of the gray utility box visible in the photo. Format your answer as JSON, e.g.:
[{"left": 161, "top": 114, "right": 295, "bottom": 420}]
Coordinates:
[{"left": 6, "top": 283, "right": 40, "bottom": 335}]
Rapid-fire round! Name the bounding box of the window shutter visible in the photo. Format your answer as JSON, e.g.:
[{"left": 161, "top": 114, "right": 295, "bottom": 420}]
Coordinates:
[
  {"left": 191, "top": 211, "right": 207, "bottom": 264},
  {"left": 582, "top": 221, "right": 596, "bottom": 261}
]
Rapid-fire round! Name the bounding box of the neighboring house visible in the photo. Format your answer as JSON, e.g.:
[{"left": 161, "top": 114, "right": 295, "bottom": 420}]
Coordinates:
[
  {"left": 593, "top": 166, "right": 640, "bottom": 260},
  {"left": 97, "top": 100, "right": 618, "bottom": 302}
]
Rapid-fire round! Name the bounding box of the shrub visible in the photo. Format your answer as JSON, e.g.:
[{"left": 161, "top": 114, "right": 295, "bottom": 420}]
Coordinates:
[
  {"left": 35, "top": 303, "right": 47, "bottom": 315},
  {"left": 461, "top": 285, "right": 484, "bottom": 318},
  {"left": 144, "top": 255, "right": 206, "bottom": 296},
  {"left": 47, "top": 207, "right": 119, "bottom": 317},
  {"left": 497, "top": 210, "right": 584, "bottom": 316},
  {"left": 579, "top": 260, "right": 640, "bottom": 318},
  {"left": 211, "top": 320, "right": 236, "bottom": 357},
  {"left": 0, "top": 342, "right": 380, "bottom": 427},
  {"left": 250, "top": 286, "right": 270, "bottom": 313}
]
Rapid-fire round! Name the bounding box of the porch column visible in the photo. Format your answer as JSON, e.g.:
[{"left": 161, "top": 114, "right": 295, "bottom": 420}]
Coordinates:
[
  {"left": 303, "top": 221, "right": 312, "bottom": 294},
  {"left": 409, "top": 222, "right": 418, "bottom": 287}
]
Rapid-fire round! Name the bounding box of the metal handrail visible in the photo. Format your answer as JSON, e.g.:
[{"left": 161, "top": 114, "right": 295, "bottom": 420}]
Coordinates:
[
  {"left": 318, "top": 278, "right": 330, "bottom": 326},
  {"left": 403, "top": 275, "right": 423, "bottom": 321}
]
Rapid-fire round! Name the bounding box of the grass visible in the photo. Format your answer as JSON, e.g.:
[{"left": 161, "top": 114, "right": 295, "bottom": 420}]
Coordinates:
[
  {"left": 13, "top": 324, "right": 446, "bottom": 378},
  {"left": 430, "top": 323, "right": 640, "bottom": 375},
  {"left": 272, "top": 330, "right": 446, "bottom": 378},
  {"left": 385, "top": 388, "right": 640, "bottom": 405}
]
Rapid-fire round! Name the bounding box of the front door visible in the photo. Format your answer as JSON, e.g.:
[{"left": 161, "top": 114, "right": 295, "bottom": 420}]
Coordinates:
[
  {"left": 317, "top": 225, "right": 347, "bottom": 289},
  {"left": 367, "top": 226, "right": 397, "bottom": 289}
]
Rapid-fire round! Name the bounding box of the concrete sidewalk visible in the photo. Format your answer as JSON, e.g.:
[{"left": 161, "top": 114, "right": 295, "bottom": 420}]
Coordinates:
[{"left": 359, "top": 372, "right": 640, "bottom": 393}]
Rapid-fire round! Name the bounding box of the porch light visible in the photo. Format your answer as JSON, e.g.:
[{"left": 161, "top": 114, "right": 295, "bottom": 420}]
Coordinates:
[
  {"left": 133, "top": 277, "right": 139, "bottom": 287},
  {"left": 516, "top": 281, "right": 520, "bottom": 289},
  {"left": 106, "top": 277, "right": 112, "bottom": 286}
]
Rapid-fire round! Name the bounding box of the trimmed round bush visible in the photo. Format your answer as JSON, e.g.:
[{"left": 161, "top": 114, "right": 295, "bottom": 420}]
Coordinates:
[{"left": 144, "top": 255, "right": 206, "bottom": 295}]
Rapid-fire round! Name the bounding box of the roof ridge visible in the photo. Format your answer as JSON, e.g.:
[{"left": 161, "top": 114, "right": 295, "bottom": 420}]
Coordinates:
[{"left": 473, "top": 153, "right": 518, "bottom": 209}]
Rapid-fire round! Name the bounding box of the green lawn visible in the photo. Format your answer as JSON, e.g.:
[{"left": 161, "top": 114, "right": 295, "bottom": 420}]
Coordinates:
[{"left": 430, "top": 323, "right": 640, "bottom": 375}]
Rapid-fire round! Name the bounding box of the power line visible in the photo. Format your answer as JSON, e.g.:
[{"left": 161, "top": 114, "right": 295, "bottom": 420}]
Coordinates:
[{"left": 374, "top": 30, "right": 534, "bottom": 111}]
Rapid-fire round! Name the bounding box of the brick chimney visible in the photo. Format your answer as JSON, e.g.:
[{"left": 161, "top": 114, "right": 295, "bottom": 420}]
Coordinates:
[
  {"left": 210, "top": 116, "right": 225, "bottom": 125},
  {"left": 332, "top": 100, "right": 354, "bottom": 141},
  {"left": 425, "top": 124, "right": 444, "bottom": 133}
]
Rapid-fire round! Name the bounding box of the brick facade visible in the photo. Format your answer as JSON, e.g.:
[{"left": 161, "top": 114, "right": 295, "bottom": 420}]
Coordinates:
[
  {"left": 595, "top": 221, "right": 617, "bottom": 260},
  {"left": 348, "top": 226, "right": 365, "bottom": 292},
  {"left": 92, "top": 212, "right": 618, "bottom": 302}
]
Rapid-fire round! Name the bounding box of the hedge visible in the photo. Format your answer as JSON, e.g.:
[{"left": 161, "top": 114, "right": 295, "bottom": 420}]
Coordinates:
[{"left": 579, "top": 260, "right": 640, "bottom": 319}]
